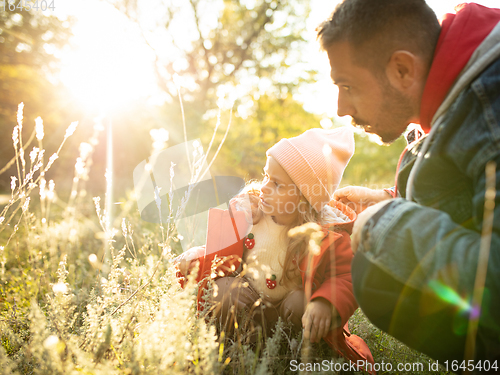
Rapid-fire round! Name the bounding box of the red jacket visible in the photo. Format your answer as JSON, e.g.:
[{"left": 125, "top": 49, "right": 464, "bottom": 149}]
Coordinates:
[{"left": 176, "top": 199, "right": 375, "bottom": 374}]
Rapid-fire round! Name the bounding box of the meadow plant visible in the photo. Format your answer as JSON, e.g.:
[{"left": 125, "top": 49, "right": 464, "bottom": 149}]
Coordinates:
[{"left": 0, "top": 103, "right": 455, "bottom": 375}]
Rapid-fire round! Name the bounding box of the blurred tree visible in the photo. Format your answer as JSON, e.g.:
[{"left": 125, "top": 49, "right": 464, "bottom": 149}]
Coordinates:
[
  {"left": 0, "top": 6, "right": 69, "bottom": 68},
  {"left": 342, "top": 133, "right": 407, "bottom": 188},
  {"left": 108, "top": 0, "right": 312, "bottom": 102},
  {"left": 105, "top": 0, "right": 314, "bottom": 140},
  {"left": 102, "top": 0, "right": 405, "bottom": 196},
  {"left": 209, "top": 94, "right": 407, "bottom": 188},
  {"left": 0, "top": 7, "right": 72, "bottom": 191},
  {"left": 209, "top": 93, "right": 321, "bottom": 179},
  {"left": 98, "top": 0, "right": 324, "bottom": 195}
]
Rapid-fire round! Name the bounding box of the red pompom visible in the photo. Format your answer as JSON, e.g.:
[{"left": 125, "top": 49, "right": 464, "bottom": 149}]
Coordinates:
[
  {"left": 244, "top": 236, "right": 255, "bottom": 249},
  {"left": 266, "top": 274, "right": 277, "bottom": 289}
]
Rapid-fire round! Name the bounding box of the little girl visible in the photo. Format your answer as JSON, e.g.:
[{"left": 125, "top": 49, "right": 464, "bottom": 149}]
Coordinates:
[{"left": 175, "top": 127, "right": 374, "bottom": 369}]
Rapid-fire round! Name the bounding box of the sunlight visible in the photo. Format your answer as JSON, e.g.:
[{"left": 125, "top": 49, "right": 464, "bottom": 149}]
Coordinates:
[
  {"left": 60, "top": 49, "right": 153, "bottom": 113},
  {"left": 57, "top": 1, "right": 161, "bottom": 114}
]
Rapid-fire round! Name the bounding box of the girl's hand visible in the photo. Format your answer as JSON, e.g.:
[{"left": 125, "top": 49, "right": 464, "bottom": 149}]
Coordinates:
[
  {"left": 302, "top": 297, "right": 339, "bottom": 343},
  {"left": 178, "top": 258, "right": 192, "bottom": 277},
  {"left": 230, "top": 192, "right": 263, "bottom": 225},
  {"left": 174, "top": 246, "right": 204, "bottom": 276}
]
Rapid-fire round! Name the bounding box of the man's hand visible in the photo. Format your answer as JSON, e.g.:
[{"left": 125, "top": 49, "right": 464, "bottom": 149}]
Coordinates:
[
  {"left": 302, "top": 297, "right": 340, "bottom": 343},
  {"left": 334, "top": 186, "right": 392, "bottom": 214},
  {"left": 351, "top": 200, "right": 392, "bottom": 253}
]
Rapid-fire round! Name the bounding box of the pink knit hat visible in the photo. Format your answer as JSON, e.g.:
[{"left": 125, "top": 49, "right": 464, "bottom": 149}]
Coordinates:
[{"left": 266, "top": 127, "right": 354, "bottom": 212}]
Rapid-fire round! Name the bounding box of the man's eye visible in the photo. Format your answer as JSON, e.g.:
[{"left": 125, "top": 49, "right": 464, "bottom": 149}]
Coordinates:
[{"left": 342, "top": 85, "right": 351, "bottom": 92}]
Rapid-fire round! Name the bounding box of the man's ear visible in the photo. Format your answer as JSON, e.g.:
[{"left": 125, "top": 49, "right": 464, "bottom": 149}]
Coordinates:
[{"left": 385, "top": 50, "right": 420, "bottom": 92}]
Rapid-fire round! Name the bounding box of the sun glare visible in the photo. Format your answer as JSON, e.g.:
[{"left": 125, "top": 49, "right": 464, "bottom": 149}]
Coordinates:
[
  {"left": 57, "top": 0, "right": 500, "bottom": 118},
  {"left": 58, "top": 1, "right": 160, "bottom": 114}
]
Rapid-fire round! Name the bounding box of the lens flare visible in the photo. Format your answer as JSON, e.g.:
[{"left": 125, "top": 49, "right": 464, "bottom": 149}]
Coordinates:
[{"left": 428, "top": 280, "right": 477, "bottom": 317}]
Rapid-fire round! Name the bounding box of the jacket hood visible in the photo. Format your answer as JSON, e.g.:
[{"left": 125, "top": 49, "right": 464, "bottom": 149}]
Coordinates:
[
  {"left": 406, "top": 3, "right": 500, "bottom": 201},
  {"left": 323, "top": 199, "right": 357, "bottom": 234},
  {"left": 419, "top": 3, "right": 500, "bottom": 133}
]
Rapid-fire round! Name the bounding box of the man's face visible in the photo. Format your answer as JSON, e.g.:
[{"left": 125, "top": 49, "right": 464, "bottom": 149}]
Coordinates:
[{"left": 326, "top": 42, "right": 414, "bottom": 144}]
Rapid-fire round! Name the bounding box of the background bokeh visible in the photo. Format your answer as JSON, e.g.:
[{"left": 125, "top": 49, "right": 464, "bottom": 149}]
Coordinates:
[{"left": 1, "top": 0, "right": 496, "bottom": 201}]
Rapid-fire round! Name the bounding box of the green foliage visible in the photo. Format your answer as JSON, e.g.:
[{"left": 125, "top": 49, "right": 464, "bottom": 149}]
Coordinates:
[
  {"left": 108, "top": 0, "right": 313, "bottom": 105},
  {"left": 103, "top": 0, "right": 317, "bottom": 189},
  {"left": 0, "top": 8, "right": 72, "bottom": 192},
  {"left": 342, "top": 132, "right": 407, "bottom": 188},
  {"left": 205, "top": 93, "right": 406, "bottom": 190},
  {"left": 211, "top": 93, "right": 322, "bottom": 179},
  {"left": 0, "top": 7, "right": 69, "bottom": 68}
]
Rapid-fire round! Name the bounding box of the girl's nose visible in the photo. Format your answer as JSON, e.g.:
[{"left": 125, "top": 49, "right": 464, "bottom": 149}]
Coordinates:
[{"left": 261, "top": 180, "right": 273, "bottom": 195}]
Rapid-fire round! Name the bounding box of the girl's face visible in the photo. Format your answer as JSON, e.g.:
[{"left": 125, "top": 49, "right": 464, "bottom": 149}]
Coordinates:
[{"left": 260, "top": 156, "right": 302, "bottom": 225}]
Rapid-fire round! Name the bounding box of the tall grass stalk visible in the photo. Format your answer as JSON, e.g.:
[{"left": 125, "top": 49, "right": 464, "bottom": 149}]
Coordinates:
[{"left": 464, "top": 161, "right": 496, "bottom": 367}]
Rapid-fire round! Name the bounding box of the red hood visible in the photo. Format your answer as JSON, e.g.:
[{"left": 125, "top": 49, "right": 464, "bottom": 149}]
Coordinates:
[{"left": 419, "top": 3, "right": 500, "bottom": 132}]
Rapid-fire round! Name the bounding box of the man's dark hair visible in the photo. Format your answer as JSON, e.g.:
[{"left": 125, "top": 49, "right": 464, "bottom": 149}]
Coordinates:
[{"left": 317, "top": 0, "right": 441, "bottom": 71}]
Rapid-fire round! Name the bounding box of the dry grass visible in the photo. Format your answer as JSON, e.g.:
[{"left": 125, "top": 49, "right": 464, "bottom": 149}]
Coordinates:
[{"left": 0, "top": 104, "right": 454, "bottom": 374}]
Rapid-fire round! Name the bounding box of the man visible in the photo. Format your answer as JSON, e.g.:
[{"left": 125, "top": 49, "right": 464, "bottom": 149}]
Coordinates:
[{"left": 317, "top": 0, "right": 500, "bottom": 366}]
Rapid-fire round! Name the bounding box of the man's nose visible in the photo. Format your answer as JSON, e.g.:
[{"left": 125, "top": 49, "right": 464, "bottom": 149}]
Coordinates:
[{"left": 337, "top": 92, "right": 355, "bottom": 117}]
